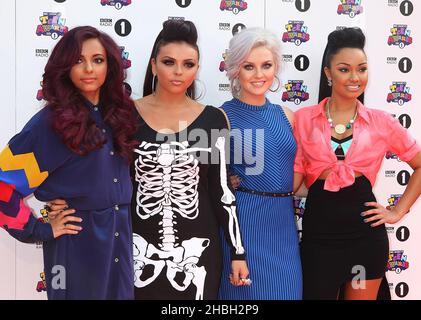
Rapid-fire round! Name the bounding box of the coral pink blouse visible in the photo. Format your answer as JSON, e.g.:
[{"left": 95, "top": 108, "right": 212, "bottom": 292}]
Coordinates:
[{"left": 294, "top": 98, "right": 421, "bottom": 191}]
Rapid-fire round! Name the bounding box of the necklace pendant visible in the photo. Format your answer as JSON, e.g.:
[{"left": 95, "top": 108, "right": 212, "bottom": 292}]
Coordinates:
[{"left": 334, "top": 124, "right": 346, "bottom": 135}]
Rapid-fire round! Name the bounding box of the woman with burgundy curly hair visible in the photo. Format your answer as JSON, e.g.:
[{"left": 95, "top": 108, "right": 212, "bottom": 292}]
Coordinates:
[{"left": 0, "top": 26, "right": 138, "bottom": 299}]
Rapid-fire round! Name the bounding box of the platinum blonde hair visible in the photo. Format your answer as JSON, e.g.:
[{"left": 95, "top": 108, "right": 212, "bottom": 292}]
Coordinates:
[{"left": 225, "top": 27, "right": 282, "bottom": 98}]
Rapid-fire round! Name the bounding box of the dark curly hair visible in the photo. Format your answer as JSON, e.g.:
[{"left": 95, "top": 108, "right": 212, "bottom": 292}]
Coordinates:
[
  {"left": 318, "top": 27, "right": 366, "bottom": 103},
  {"left": 42, "top": 26, "right": 138, "bottom": 161},
  {"left": 143, "top": 19, "right": 200, "bottom": 98}
]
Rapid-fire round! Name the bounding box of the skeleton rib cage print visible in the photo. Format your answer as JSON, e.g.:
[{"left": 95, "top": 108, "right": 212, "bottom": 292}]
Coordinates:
[{"left": 131, "top": 106, "right": 245, "bottom": 300}]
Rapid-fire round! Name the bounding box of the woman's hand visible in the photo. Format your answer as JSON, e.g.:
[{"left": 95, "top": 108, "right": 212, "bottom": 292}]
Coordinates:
[
  {"left": 361, "top": 201, "right": 405, "bottom": 227},
  {"left": 229, "top": 260, "right": 251, "bottom": 287},
  {"left": 50, "top": 209, "right": 83, "bottom": 238},
  {"left": 229, "top": 175, "right": 241, "bottom": 189},
  {"left": 46, "top": 199, "right": 82, "bottom": 238},
  {"left": 46, "top": 199, "right": 68, "bottom": 220}
]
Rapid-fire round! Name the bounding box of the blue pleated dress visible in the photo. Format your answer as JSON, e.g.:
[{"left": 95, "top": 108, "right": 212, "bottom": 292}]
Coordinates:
[{"left": 219, "top": 98, "right": 302, "bottom": 300}]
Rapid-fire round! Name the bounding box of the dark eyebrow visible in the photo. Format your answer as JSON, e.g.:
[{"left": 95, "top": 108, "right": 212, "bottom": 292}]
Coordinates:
[
  {"left": 161, "top": 56, "right": 196, "bottom": 62},
  {"left": 336, "top": 62, "right": 367, "bottom": 66},
  {"left": 80, "top": 53, "right": 105, "bottom": 58}
]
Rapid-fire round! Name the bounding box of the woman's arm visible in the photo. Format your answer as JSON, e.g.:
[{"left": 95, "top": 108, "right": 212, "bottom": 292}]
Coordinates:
[
  {"left": 0, "top": 113, "right": 82, "bottom": 242},
  {"left": 363, "top": 151, "right": 421, "bottom": 226}
]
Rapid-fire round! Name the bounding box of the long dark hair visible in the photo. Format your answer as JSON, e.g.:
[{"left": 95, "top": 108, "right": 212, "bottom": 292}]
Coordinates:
[
  {"left": 318, "top": 27, "right": 366, "bottom": 104},
  {"left": 42, "top": 26, "right": 138, "bottom": 161},
  {"left": 143, "top": 19, "right": 200, "bottom": 98}
]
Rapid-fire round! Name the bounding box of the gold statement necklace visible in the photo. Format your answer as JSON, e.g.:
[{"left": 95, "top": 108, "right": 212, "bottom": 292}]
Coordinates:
[{"left": 326, "top": 99, "right": 358, "bottom": 135}]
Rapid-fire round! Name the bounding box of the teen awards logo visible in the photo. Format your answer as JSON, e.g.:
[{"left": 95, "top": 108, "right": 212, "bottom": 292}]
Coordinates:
[
  {"left": 219, "top": 49, "right": 228, "bottom": 72},
  {"left": 385, "top": 151, "right": 401, "bottom": 162},
  {"left": 387, "top": 250, "right": 409, "bottom": 274},
  {"left": 294, "top": 197, "right": 305, "bottom": 219},
  {"left": 100, "top": 0, "right": 132, "bottom": 10},
  {"left": 36, "top": 81, "right": 44, "bottom": 101},
  {"left": 35, "top": 206, "right": 50, "bottom": 247},
  {"left": 36, "top": 272, "right": 47, "bottom": 292},
  {"left": 337, "top": 0, "right": 363, "bottom": 18},
  {"left": 219, "top": 0, "right": 248, "bottom": 15},
  {"left": 387, "top": 81, "right": 412, "bottom": 106},
  {"left": 282, "top": 21, "right": 310, "bottom": 46},
  {"left": 387, "top": 194, "right": 402, "bottom": 210},
  {"left": 36, "top": 12, "right": 68, "bottom": 40},
  {"left": 119, "top": 47, "right": 131, "bottom": 69},
  {"left": 388, "top": 24, "right": 413, "bottom": 49},
  {"left": 282, "top": 80, "right": 309, "bottom": 105},
  {"left": 294, "top": 197, "right": 306, "bottom": 239}
]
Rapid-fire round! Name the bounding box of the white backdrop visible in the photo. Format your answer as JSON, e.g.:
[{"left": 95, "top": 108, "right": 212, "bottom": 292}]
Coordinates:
[{"left": 0, "top": 0, "right": 419, "bottom": 299}]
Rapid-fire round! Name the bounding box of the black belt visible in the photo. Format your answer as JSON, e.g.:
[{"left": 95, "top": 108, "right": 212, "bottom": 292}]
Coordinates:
[{"left": 235, "top": 187, "right": 294, "bottom": 197}]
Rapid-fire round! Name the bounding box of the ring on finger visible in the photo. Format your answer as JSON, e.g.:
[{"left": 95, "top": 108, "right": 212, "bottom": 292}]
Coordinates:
[{"left": 240, "top": 278, "right": 252, "bottom": 285}]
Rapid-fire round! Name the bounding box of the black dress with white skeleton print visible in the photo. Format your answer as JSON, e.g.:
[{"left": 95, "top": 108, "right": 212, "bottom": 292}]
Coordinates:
[{"left": 131, "top": 105, "right": 245, "bottom": 300}]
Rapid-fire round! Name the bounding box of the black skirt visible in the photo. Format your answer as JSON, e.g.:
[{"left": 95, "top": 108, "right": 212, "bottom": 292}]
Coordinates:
[{"left": 300, "top": 176, "right": 389, "bottom": 299}]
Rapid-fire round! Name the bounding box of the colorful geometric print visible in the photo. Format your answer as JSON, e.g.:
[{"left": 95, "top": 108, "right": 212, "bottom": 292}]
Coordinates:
[
  {"left": 0, "top": 198, "right": 31, "bottom": 230},
  {"left": 0, "top": 181, "right": 14, "bottom": 202},
  {"left": 0, "top": 145, "right": 48, "bottom": 195}
]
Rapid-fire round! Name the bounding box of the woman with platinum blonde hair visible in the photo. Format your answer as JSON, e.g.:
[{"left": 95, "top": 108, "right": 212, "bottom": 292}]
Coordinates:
[{"left": 218, "top": 27, "right": 302, "bottom": 300}]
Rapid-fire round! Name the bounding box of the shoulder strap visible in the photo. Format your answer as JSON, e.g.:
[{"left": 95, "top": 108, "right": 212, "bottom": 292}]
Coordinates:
[{"left": 216, "top": 107, "right": 231, "bottom": 131}]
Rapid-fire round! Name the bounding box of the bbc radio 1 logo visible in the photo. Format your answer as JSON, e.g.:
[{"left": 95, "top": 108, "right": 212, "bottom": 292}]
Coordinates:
[
  {"left": 36, "top": 12, "right": 68, "bottom": 40},
  {"left": 282, "top": 54, "right": 310, "bottom": 72},
  {"left": 387, "top": 81, "right": 411, "bottom": 106},
  {"left": 100, "top": 0, "right": 131, "bottom": 9},
  {"left": 219, "top": 0, "right": 248, "bottom": 15},
  {"left": 388, "top": 0, "right": 414, "bottom": 17},
  {"left": 218, "top": 83, "right": 231, "bottom": 92},
  {"left": 388, "top": 24, "right": 413, "bottom": 49},
  {"left": 387, "top": 250, "right": 409, "bottom": 274},
  {"left": 394, "top": 282, "right": 409, "bottom": 298},
  {"left": 337, "top": 0, "right": 363, "bottom": 18},
  {"left": 282, "top": 80, "right": 309, "bottom": 105},
  {"left": 391, "top": 112, "right": 412, "bottom": 130},
  {"left": 35, "top": 49, "right": 49, "bottom": 58},
  {"left": 100, "top": 18, "right": 132, "bottom": 37},
  {"left": 218, "top": 22, "right": 246, "bottom": 36},
  {"left": 282, "top": 21, "right": 310, "bottom": 46},
  {"left": 387, "top": 57, "right": 412, "bottom": 74}
]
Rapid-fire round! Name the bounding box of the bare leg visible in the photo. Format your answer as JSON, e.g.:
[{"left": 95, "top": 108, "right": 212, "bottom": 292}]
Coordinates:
[{"left": 343, "top": 278, "right": 383, "bottom": 300}]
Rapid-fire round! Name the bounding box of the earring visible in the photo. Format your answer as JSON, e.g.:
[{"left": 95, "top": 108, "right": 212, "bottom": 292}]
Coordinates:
[
  {"left": 151, "top": 74, "right": 157, "bottom": 95},
  {"left": 269, "top": 76, "right": 281, "bottom": 92},
  {"left": 232, "top": 78, "right": 241, "bottom": 97},
  {"left": 327, "top": 78, "right": 332, "bottom": 87},
  {"left": 193, "top": 78, "right": 206, "bottom": 101}
]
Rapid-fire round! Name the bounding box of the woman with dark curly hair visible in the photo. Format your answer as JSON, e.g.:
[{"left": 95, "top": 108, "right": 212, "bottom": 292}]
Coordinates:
[{"left": 0, "top": 26, "right": 138, "bottom": 299}]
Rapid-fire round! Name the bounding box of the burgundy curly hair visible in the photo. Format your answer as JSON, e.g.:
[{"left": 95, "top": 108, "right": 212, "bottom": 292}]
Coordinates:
[{"left": 42, "top": 26, "right": 138, "bottom": 161}]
